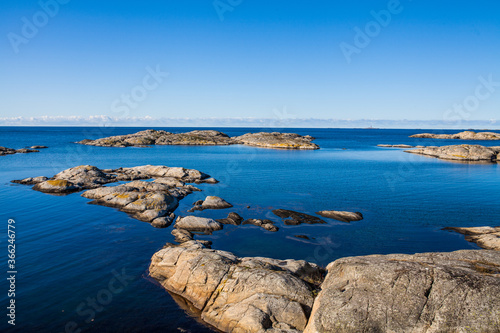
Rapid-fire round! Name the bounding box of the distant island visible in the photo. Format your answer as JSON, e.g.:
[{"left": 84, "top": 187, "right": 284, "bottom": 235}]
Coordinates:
[
  {"left": 77, "top": 129, "right": 319, "bottom": 150},
  {"left": 410, "top": 130, "right": 500, "bottom": 140}
]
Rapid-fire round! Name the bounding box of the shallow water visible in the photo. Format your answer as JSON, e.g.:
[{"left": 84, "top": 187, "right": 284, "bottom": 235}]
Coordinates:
[{"left": 0, "top": 127, "right": 498, "bottom": 332}]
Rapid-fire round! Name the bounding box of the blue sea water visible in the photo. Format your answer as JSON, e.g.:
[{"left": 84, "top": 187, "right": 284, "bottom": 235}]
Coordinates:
[{"left": 0, "top": 126, "right": 499, "bottom": 332}]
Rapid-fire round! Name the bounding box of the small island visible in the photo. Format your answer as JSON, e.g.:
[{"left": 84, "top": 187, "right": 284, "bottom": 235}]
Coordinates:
[
  {"left": 77, "top": 129, "right": 320, "bottom": 150},
  {"left": 405, "top": 144, "right": 500, "bottom": 162},
  {"left": 410, "top": 130, "right": 500, "bottom": 140}
]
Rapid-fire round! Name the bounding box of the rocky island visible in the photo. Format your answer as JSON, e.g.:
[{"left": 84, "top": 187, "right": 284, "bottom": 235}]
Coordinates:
[
  {"left": 410, "top": 130, "right": 500, "bottom": 140},
  {"left": 0, "top": 146, "right": 41, "bottom": 156},
  {"left": 77, "top": 129, "right": 319, "bottom": 150},
  {"left": 405, "top": 144, "right": 500, "bottom": 162},
  {"left": 150, "top": 241, "right": 500, "bottom": 333},
  {"left": 12, "top": 165, "right": 217, "bottom": 227},
  {"left": 444, "top": 226, "right": 500, "bottom": 250}
]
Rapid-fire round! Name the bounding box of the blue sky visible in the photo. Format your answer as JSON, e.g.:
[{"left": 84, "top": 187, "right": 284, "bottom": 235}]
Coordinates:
[{"left": 1, "top": 0, "right": 499, "bottom": 125}]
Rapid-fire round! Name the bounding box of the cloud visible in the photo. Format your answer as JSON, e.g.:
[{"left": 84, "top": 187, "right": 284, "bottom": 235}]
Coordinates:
[{"left": 0, "top": 115, "right": 498, "bottom": 129}]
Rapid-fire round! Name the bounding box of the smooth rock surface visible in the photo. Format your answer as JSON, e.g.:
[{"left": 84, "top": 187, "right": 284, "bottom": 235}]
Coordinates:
[
  {"left": 305, "top": 250, "right": 500, "bottom": 333},
  {"left": 243, "top": 218, "right": 279, "bottom": 232},
  {"left": 32, "top": 179, "right": 79, "bottom": 194},
  {"left": 444, "top": 226, "right": 500, "bottom": 251},
  {"left": 216, "top": 212, "right": 244, "bottom": 225},
  {"left": 410, "top": 130, "right": 500, "bottom": 140},
  {"left": 316, "top": 210, "right": 363, "bottom": 223},
  {"left": 174, "top": 216, "right": 223, "bottom": 232},
  {"left": 149, "top": 241, "right": 324, "bottom": 333},
  {"left": 406, "top": 144, "right": 500, "bottom": 162},
  {"left": 188, "top": 196, "right": 233, "bottom": 212},
  {"left": 272, "top": 209, "right": 326, "bottom": 225}
]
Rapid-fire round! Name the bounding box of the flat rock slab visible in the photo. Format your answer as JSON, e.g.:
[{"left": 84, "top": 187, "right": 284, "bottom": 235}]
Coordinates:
[
  {"left": 316, "top": 210, "right": 363, "bottom": 223},
  {"left": 272, "top": 209, "right": 326, "bottom": 225},
  {"left": 77, "top": 129, "right": 320, "bottom": 150},
  {"left": 150, "top": 241, "right": 324, "bottom": 333},
  {"left": 304, "top": 250, "right": 500, "bottom": 333},
  {"left": 405, "top": 144, "right": 500, "bottom": 162},
  {"left": 444, "top": 226, "right": 500, "bottom": 250},
  {"left": 174, "top": 216, "right": 223, "bottom": 232},
  {"left": 410, "top": 130, "right": 500, "bottom": 140}
]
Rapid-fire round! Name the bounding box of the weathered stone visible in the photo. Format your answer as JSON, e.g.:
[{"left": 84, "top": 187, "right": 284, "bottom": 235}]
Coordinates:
[
  {"left": 406, "top": 144, "right": 500, "bottom": 162},
  {"left": 30, "top": 145, "right": 48, "bottom": 149},
  {"left": 410, "top": 130, "right": 500, "bottom": 140},
  {"left": 216, "top": 212, "right": 244, "bottom": 225},
  {"left": 11, "top": 176, "right": 49, "bottom": 185},
  {"left": 32, "top": 179, "right": 79, "bottom": 193},
  {"left": 171, "top": 229, "right": 194, "bottom": 243},
  {"left": 272, "top": 209, "right": 326, "bottom": 225},
  {"left": 444, "top": 226, "right": 500, "bottom": 250},
  {"left": 243, "top": 219, "right": 279, "bottom": 232},
  {"left": 1, "top": 146, "right": 40, "bottom": 155},
  {"left": 149, "top": 241, "right": 323, "bottom": 333},
  {"left": 151, "top": 214, "right": 175, "bottom": 228},
  {"left": 188, "top": 196, "right": 233, "bottom": 212},
  {"left": 234, "top": 132, "right": 319, "bottom": 150},
  {"left": 77, "top": 129, "right": 320, "bottom": 150},
  {"left": 304, "top": 250, "right": 500, "bottom": 333},
  {"left": 316, "top": 210, "right": 363, "bottom": 223},
  {"left": 174, "top": 216, "right": 223, "bottom": 232},
  {"left": 377, "top": 144, "right": 414, "bottom": 148}
]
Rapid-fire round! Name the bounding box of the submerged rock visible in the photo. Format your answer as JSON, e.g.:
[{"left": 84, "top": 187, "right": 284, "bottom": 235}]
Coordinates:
[
  {"left": 30, "top": 145, "right": 48, "bottom": 149},
  {"left": 149, "top": 241, "right": 324, "bottom": 333},
  {"left": 77, "top": 129, "right": 320, "bottom": 150},
  {"left": 316, "top": 210, "right": 363, "bottom": 223},
  {"left": 272, "top": 209, "right": 326, "bottom": 225},
  {"left": 406, "top": 144, "right": 500, "bottom": 162},
  {"left": 410, "top": 130, "right": 500, "bottom": 140},
  {"left": 234, "top": 132, "right": 319, "bottom": 150},
  {"left": 216, "top": 212, "right": 244, "bottom": 225},
  {"left": 304, "top": 250, "right": 500, "bottom": 333},
  {"left": 11, "top": 176, "right": 49, "bottom": 185},
  {"left": 444, "top": 226, "right": 500, "bottom": 250},
  {"left": 174, "top": 216, "right": 223, "bottom": 232},
  {"left": 188, "top": 196, "right": 233, "bottom": 212},
  {"left": 243, "top": 218, "right": 279, "bottom": 232},
  {"left": 377, "top": 144, "right": 414, "bottom": 148}
]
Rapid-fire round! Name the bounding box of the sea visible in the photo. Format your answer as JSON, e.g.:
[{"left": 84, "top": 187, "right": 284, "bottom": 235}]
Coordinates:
[{"left": 0, "top": 127, "right": 499, "bottom": 332}]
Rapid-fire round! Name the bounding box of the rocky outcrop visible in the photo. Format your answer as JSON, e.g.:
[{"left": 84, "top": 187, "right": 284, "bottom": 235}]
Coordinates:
[
  {"left": 77, "top": 129, "right": 320, "bottom": 150},
  {"left": 188, "top": 196, "right": 233, "bottom": 212},
  {"left": 216, "top": 212, "right": 244, "bottom": 226},
  {"left": 30, "top": 145, "right": 48, "bottom": 149},
  {"left": 304, "top": 250, "right": 500, "bottom": 333},
  {"left": 234, "top": 132, "right": 319, "bottom": 150},
  {"left": 82, "top": 181, "right": 180, "bottom": 223},
  {"left": 272, "top": 209, "right": 326, "bottom": 225},
  {"left": 316, "top": 210, "right": 363, "bottom": 223},
  {"left": 12, "top": 164, "right": 212, "bottom": 194},
  {"left": 444, "top": 226, "right": 500, "bottom": 251},
  {"left": 13, "top": 165, "right": 215, "bottom": 226},
  {"left": 0, "top": 146, "right": 39, "bottom": 156},
  {"left": 410, "top": 130, "right": 500, "bottom": 140},
  {"left": 405, "top": 145, "right": 500, "bottom": 162},
  {"left": 377, "top": 144, "right": 416, "bottom": 148},
  {"left": 243, "top": 219, "right": 279, "bottom": 232},
  {"left": 149, "top": 241, "right": 324, "bottom": 333},
  {"left": 174, "top": 216, "right": 223, "bottom": 232}
]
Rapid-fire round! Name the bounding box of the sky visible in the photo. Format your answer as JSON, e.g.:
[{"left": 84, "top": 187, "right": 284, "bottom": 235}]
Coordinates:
[{"left": 1, "top": 0, "right": 499, "bottom": 127}]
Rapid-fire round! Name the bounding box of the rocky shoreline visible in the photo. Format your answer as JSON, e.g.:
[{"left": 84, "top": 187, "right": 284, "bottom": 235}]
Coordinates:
[
  {"left": 77, "top": 129, "right": 320, "bottom": 150},
  {"left": 150, "top": 241, "right": 500, "bottom": 333},
  {"left": 410, "top": 130, "right": 500, "bottom": 140}
]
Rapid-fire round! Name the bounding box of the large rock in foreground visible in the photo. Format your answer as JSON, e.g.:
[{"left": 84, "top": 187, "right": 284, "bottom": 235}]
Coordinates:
[
  {"left": 406, "top": 144, "right": 500, "bottom": 162},
  {"left": 410, "top": 131, "right": 500, "bottom": 140},
  {"left": 77, "top": 129, "right": 320, "bottom": 150},
  {"left": 444, "top": 226, "right": 500, "bottom": 251},
  {"left": 305, "top": 250, "right": 500, "bottom": 333},
  {"left": 234, "top": 132, "right": 319, "bottom": 150},
  {"left": 150, "top": 241, "right": 324, "bottom": 333}
]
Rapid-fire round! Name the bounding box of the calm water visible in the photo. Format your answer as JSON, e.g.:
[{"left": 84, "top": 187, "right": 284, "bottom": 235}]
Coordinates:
[{"left": 0, "top": 127, "right": 499, "bottom": 332}]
